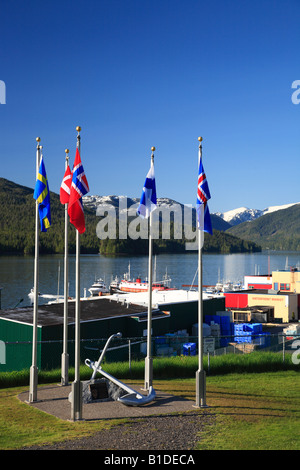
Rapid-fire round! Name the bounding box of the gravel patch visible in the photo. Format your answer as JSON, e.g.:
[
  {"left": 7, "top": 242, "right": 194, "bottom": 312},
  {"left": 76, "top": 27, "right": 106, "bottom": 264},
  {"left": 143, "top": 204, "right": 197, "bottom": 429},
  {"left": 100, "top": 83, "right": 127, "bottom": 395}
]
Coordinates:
[{"left": 23, "top": 411, "right": 215, "bottom": 450}]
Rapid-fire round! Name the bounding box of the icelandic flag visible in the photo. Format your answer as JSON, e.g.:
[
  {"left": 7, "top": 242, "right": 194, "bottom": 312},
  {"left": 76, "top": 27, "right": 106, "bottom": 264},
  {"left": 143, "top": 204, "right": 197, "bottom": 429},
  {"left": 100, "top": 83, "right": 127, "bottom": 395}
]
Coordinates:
[
  {"left": 137, "top": 159, "right": 157, "bottom": 219},
  {"left": 68, "top": 147, "right": 89, "bottom": 233},
  {"left": 60, "top": 164, "right": 72, "bottom": 204},
  {"left": 196, "top": 153, "right": 213, "bottom": 235},
  {"left": 33, "top": 156, "right": 51, "bottom": 232}
]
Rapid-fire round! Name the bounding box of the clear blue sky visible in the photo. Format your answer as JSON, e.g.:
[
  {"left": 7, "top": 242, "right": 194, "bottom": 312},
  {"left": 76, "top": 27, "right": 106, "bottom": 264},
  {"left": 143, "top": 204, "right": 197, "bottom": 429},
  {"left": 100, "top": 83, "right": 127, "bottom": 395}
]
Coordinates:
[{"left": 0, "top": 0, "right": 299, "bottom": 213}]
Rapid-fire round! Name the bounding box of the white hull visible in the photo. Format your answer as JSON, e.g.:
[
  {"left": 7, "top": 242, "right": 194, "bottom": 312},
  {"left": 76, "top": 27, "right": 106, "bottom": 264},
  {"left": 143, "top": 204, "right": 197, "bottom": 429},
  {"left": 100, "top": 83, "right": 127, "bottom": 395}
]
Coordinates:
[{"left": 88, "top": 278, "right": 109, "bottom": 296}]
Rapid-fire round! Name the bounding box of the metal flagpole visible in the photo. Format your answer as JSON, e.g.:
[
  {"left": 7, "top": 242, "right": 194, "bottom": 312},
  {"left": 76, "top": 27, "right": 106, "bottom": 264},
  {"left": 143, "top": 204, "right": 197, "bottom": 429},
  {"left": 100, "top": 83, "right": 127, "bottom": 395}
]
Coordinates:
[
  {"left": 144, "top": 146, "right": 155, "bottom": 391},
  {"left": 195, "top": 136, "right": 207, "bottom": 408},
  {"left": 61, "top": 148, "right": 70, "bottom": 386},
  {"left": 71, "top": 126, "right": 83, "bottom": 420},
  {"left": 29, "top": 137, "right": 41, "bottom": 403}
]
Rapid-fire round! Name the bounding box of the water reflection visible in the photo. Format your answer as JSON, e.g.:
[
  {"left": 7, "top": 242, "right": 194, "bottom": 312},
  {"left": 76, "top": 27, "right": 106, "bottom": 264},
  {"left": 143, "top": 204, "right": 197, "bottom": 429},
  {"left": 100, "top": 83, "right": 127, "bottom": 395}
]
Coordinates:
[{"left": 0, "top": 251, "right": 299, "bottom": 309}]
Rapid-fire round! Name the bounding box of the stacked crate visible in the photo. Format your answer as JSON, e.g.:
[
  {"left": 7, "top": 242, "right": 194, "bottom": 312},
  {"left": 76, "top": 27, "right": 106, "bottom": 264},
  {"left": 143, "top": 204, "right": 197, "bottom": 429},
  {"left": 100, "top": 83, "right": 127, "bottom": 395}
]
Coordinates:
[
  {"left": 245, "top": 323, "right": 263, "bottom": 334},
  {"left": 220, "top": 316, "right": 231, "bottom": 347},
  {"left": 233, "top": 323, "right": 270, "bottom": 347},
  {"left": 205, "top": 314, "right": 231, "bottom": 347},
  {"left": 252, "top": 332, "right": 271, "bottom": 346},
  {"left": 233, "top": 323, "right": 252, "bottom": 343}
]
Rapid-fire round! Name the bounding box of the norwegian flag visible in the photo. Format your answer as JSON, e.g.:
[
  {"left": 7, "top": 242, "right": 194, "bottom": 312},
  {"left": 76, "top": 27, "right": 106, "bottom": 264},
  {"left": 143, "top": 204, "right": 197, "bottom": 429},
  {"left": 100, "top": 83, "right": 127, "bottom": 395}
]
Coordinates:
[
  {"left": 196, "top": 153, "right": 212, "bottom": 235},
  {"left": 68, "top": 147, "right": 89, "bottom": 233},
  {"left": 60, "top": 164, "right": 72, "bottom": 204}
]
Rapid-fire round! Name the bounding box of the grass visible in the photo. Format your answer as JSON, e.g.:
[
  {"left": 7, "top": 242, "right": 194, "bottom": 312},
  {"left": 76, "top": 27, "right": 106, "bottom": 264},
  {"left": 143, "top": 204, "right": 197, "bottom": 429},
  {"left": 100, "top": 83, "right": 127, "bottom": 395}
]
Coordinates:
[
  {"left": 154, "top": 370, "right": 300, "bottom": 450},
  {"left": 196, "top": 371, "right": 300, "bottom": 450},
  {"left": 0, "top": 351, "right": 297, "bottom": 389},
  {"left": 0, "top": 354, "right": 299, "bottom": 450},
  {"left": 0, "top": 386, "right": 126, "bottom": 450}
]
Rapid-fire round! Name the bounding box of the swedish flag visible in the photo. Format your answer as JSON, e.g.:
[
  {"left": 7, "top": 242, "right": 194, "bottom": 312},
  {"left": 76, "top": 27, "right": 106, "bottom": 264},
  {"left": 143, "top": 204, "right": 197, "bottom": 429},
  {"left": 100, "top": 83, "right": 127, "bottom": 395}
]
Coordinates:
[{"left": 33, "top": 156, "right": 51, "bottom": 232}]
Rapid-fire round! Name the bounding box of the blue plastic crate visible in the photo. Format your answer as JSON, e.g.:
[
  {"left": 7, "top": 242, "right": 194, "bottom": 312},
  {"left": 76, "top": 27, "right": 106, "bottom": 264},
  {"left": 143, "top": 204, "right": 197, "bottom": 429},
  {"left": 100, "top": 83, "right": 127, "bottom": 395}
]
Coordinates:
[
  {"left": 219, "top": 317, "right": 231, "bottom": 335},
  {"left": 244, "top": 323, "right": 262, "bottom": 334},
  {"left": 183, "top": 342, "right": 196, "bottom": 356},
  {"left": 253, "top": 332, "right": 271, "bottom": 347},
  {"left": 155, "top": 337, "right": 166, "bottom": 344},
  {"left": 236, "top": 336, "right": 252, "bottom": 343},
  {"left": 205, "top": 315, "right": 221, "bottom": 325},
  {"left": 233, "top": 323, "right": 245, "bottom": 331}
]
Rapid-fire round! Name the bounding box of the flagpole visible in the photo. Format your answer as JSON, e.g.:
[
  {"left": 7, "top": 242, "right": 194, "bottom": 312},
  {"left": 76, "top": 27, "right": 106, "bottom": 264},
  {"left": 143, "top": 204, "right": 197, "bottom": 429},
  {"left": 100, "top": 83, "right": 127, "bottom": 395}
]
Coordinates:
[
  {"left": 61, "top": 148, "right": 70, "bottom": 386},
  {"left": 71, "top": 126, "right": 83, "bottom": 421},
  {"left": 144, "top": 146, "right": 155, "bottom": 391},
  {"left": 195, "top": 136, "right": 207, "bottom": 408},
  {"left": 29, "top": 137, "right": 41, "bottom": 403}
]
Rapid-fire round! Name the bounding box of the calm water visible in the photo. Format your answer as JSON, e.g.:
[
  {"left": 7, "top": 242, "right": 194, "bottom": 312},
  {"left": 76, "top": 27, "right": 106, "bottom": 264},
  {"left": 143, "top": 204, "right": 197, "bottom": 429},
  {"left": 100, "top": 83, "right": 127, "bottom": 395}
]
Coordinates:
[{"left": 0, "top": 251, "right": 300, "bottom": 309}]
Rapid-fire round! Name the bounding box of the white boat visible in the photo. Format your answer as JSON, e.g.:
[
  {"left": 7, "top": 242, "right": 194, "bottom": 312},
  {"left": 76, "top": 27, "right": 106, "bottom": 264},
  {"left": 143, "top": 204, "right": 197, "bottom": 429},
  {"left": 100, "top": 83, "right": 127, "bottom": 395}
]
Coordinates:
[
  {"left": 28, "top": 261, "right": 66, "bottom": 304},
  {"left": 214, "top": 280, "right": 244, "bottom": 292},
  {"left": 88, "top": 278, "right": 109, "bottom": 296},
  {"left": 28, "top": 288, "right": 65, "bottom": 304},
  {"left": 109, "top": 276, "right": 120, "bottom": 294},
  {"left": 222, "top": 281, "right": 234, "bottom": 292},
  {"left": 232, "top": 281, "right": 244, "bottom": 291},
  {"left": 28, "top": 288, "right": 41, "bottom": 303},
  {"left": 214, "top": 282, "right": 224, "bottom": 292},
  {"left": 205, "top": 286, "right": 216, "bottom": 294},
  {"left": 109, "top": 262, "right": 173, "bottom": 294}
]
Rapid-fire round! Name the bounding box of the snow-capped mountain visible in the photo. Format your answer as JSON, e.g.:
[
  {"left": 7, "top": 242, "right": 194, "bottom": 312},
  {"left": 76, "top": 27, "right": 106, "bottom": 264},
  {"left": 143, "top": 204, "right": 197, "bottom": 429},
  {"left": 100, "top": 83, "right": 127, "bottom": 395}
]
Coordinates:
[
  {"left": 82, "top": 195, "right": 300, "bottom": 228},
  {"left": 215, "top": 202, "right": 300, "bottom": 226},
  {"left": 262, "top": 203, "right": 300, "bottom": 216},
  {"left": 82, "top": 195, "right": 186, "bottom": 213},
  {"left": 82, "top": 195, "right": 138, "bottom": 212},
  {"left": 82, "top": 195, "right": 200, "bottom": 227},
  {"left": 215, "top": 207, "right": 262, "bottom": 225}
]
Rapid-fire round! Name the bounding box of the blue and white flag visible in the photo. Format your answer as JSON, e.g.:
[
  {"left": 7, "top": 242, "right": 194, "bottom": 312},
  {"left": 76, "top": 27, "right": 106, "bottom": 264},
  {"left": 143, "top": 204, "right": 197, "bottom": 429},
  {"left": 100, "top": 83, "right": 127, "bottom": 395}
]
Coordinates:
[
  {"left": 196, "top": 152, "right": 213, "bottom": 235},
  {"left": 33, "top": 156, "right": 51, "bottom": 232},
  {"left": 137, "top": 159, "right": 157, "bottom": 219}
]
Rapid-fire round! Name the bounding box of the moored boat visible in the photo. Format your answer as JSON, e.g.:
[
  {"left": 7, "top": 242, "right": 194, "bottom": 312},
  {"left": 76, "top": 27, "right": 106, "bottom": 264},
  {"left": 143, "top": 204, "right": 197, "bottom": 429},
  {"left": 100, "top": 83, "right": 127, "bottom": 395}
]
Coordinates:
[
  {"left": 109, "top": 262, "right": 173, "bottom": 294},
  {"left": 88, "top": 278, "right": 109, "bottom": 296},
  {"left": 28, "top": 288, "right": 65, "bottom": 303},
  {"left": 117, "top": 277, "right": 172, "bottom": 293},
  {"left": 109, "top": 276, "right": 120, "bottom": 294}
]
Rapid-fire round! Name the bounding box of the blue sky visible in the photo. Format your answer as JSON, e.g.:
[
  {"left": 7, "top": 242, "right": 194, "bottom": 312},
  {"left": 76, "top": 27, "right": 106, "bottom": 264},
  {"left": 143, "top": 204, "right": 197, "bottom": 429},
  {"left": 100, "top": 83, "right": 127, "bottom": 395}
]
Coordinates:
[{"left": 0, "top": 0, "right": 299, "bottom": 213}]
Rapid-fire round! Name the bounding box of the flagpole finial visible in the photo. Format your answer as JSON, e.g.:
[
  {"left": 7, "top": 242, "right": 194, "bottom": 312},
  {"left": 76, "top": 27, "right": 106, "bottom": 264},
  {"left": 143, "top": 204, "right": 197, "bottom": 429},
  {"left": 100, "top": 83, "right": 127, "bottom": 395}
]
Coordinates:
[
  {"left": 198, "top": 136, "right": 203, "bottom": 143},
  {"left": 76, "top": 126, "right": 81, "bottom": 133},
  {"left": 65, "top": 149, "right": 69, "bottom": 154},
  {"left": 151, "top": 147, "right": 155, "bottom": 163},
  {"left": 36, "top": 137, "right": 41, "bottom": 142}
]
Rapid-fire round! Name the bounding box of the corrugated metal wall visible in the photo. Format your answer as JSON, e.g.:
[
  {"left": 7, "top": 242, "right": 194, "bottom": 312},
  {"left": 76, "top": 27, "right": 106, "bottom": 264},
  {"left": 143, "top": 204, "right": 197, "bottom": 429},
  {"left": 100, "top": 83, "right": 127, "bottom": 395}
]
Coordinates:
[
  {"left": 0, "top": 318, "right": 42, "bottom": 372},
  {"left": 0, "top": 296, "right": 226, "bottom": 372}
]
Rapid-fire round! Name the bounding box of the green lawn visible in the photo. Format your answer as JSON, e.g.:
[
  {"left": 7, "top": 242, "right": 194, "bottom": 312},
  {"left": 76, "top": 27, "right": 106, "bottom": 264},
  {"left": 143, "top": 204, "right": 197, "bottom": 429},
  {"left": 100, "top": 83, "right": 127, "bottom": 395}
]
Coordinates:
[
  {"left": 196, "top": 371, "right": 300, "bottom": 450},
  {"left": 0, "top": 370, "right": 299, "bottom": 450}
]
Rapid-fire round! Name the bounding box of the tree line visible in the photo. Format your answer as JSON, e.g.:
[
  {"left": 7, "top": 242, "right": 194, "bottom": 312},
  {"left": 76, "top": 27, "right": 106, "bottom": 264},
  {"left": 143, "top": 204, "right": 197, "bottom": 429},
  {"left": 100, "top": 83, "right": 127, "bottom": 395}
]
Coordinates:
[{"left": 0, "top": 178, "right": 261, "bottom": 255}]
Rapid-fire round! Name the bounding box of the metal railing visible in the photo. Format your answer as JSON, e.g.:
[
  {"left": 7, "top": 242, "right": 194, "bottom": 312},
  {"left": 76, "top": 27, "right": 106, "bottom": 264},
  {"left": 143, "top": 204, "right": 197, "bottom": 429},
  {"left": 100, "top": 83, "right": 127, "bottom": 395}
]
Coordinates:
[{"left": 1, "top": 332, "right": 299, "bottom": 374}]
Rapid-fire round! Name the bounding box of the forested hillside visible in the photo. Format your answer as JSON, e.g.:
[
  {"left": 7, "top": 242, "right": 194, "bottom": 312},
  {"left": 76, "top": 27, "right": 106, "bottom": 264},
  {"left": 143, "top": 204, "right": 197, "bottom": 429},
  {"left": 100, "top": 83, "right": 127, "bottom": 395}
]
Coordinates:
[
  {"left": 226, "top": 203, "right": 300, "bottom": 251},
  {"left": 0, "top": 178, "right": 261, "bottom": 255},
  {"left": 0, "top": 178, "right": 99, "bottom": 254}
]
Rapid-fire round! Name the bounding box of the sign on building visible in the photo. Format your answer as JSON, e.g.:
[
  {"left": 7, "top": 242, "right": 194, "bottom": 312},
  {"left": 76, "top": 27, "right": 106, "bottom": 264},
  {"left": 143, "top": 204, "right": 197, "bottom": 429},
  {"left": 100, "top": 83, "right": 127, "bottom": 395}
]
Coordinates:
[
  {"left": 0, "top": 341, "right": 6, "bottom": 364},
  {"left": 204, "top": 337, "right": 215, "bottom": 353}
]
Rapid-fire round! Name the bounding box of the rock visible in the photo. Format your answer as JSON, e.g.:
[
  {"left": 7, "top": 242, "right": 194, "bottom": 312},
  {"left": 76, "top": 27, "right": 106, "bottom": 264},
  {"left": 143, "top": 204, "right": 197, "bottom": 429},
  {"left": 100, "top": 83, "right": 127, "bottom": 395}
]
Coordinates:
[{"left": 82, "top": 378, "right": 126, "bottom": 404}]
